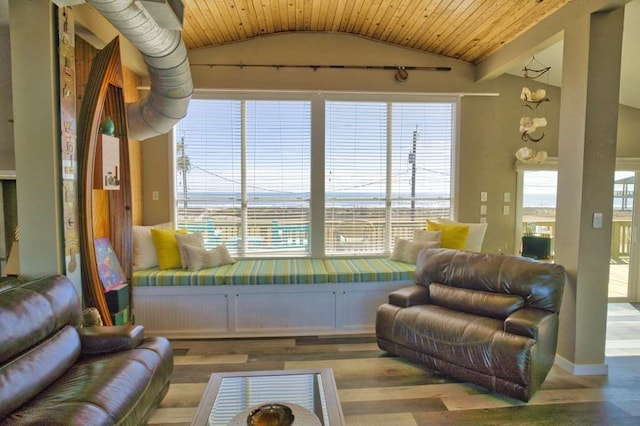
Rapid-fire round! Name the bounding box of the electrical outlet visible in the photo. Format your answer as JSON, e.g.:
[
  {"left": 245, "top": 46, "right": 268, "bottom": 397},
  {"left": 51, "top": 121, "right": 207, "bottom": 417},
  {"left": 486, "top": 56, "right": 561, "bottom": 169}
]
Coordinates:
[
  {"left": 481, "top": 192, "right": 488, "bottom": 202},
  {"left": 503, "top": 205, "right": 510, "bottom": 215},
  {"left": 152, "top": 191, "right": 159, "bottom": 201},
  {"left": 480, "top": 205, "right": 487, "bottom": 215},
  {"left": 504, "top": 192, "right": 510, "bottom": 203}
]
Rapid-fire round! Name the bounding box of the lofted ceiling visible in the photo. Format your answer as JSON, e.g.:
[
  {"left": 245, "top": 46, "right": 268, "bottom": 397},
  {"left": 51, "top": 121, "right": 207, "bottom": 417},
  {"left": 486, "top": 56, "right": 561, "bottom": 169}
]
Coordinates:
[
  {"left": 182, "top": 0, "right": 571, "bottom": 64},
  {"left": 1, "top": 1, "right": 638, "bottom": 107}
]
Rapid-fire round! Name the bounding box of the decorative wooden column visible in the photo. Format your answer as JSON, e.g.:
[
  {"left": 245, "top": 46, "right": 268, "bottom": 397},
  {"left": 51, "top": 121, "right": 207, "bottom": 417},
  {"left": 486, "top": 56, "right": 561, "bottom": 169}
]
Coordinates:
[{"left": 77, "top": 37, "right": 132, "bottom": 326}]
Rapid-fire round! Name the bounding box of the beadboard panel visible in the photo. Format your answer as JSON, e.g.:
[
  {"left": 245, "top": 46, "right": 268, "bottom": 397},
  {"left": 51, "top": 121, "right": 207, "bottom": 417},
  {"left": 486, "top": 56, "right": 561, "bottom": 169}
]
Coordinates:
[
  {"left": 135, "top": 288, "right": 229, "bottom": 335},
  {"left": 133, "top": 281, "right": 410, "bottom": 338}
]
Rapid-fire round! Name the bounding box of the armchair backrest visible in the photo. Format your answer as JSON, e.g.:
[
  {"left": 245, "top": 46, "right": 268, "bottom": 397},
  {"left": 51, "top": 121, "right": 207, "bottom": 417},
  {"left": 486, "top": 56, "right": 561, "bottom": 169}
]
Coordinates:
[{"left": 416, "top": 248, "right": 565, "bottom": 313}]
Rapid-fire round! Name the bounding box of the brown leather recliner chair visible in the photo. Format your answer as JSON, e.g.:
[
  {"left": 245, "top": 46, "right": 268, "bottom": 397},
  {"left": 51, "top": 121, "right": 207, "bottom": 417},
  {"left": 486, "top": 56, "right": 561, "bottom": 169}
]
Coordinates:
[{"left": 376, "top": 248, "right": 565, "bottom": 401}]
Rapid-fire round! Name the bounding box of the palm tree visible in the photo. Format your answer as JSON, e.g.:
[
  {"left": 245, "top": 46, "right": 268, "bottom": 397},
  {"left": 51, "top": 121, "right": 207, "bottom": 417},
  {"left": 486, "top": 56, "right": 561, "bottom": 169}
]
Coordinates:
[{"left": 176, "top": 135, "right": 191, "bottom": 210}]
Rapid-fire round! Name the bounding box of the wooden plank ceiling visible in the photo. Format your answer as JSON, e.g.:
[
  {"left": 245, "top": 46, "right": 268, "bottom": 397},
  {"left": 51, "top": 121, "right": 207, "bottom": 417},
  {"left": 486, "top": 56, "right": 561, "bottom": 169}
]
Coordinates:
[{"left": 182, "top": 0, "right": 571, "bottom": 64}]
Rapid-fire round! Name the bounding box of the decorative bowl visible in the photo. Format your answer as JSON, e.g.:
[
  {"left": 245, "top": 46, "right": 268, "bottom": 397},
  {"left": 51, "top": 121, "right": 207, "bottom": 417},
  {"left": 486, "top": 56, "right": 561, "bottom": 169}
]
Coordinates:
[{"left": 247, "top": 403, "right": 294, "bottom": 426}]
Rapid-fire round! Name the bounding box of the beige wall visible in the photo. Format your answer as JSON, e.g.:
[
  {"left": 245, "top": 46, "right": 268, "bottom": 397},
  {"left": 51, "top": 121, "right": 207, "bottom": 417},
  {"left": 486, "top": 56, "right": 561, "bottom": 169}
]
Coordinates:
[
  {"left": 460, "top": 74, "right": 562, "bottom": 254},
  {"left": 0, "top": 25, "right": 14, "bottom": 172},
  {"left": 617, "top": 104, "right": 640, "bottom": 157},
  {"left": 142, "top": 133, "right": 172, "bottom": 226},
  {"left": 139, "top": 32, "right": 640, "bottom": 252},
  {"left": 9, "top": 0, "right": 65, "bottom": 278}
]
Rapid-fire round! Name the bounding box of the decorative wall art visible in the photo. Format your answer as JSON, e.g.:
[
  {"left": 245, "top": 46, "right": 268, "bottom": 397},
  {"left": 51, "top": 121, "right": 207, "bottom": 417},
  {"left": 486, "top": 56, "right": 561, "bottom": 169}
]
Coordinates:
[
  {"left": 515, "top": 57, "right": 550, "bottom": 164},
  {"left": 94, "top": 237, "right": 126, "bottom": 292},
  {"left": 58, "top": 7, "right": 82, "bottom": 281}
]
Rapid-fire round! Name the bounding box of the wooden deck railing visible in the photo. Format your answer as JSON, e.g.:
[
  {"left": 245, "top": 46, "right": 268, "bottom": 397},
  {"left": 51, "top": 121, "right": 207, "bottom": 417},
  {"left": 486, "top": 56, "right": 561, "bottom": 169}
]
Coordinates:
[
  {"left": 522, "top": 220, "right": 632, "bottom": 259},
  {"left": 181, "top": 216, "right": 633, "bottom": 259}
]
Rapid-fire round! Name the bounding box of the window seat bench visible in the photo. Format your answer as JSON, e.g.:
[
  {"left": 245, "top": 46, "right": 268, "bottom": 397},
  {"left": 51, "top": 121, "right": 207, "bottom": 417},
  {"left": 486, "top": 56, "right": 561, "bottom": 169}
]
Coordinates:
[{"left": 132, "top": 257, "right": 414, "bottom": 338}]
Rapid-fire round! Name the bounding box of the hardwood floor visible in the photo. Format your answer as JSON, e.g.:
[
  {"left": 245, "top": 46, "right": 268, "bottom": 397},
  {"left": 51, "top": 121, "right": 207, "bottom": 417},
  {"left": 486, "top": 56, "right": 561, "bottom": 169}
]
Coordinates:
[{"left": 148, "top": 305, "right": 640, "bottom": 426}]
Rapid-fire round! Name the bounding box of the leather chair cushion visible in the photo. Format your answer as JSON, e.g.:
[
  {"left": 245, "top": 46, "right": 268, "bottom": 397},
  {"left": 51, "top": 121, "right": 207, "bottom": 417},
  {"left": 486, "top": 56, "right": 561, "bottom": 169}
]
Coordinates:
[
  {"left": 388, "top": 285, "right": 430, "bottom": 308},
  {"left": 416, "top": 248, "right": 565, "bottom": 312},
  {"left": 78, "top": 325, "right": 145, "bottom": 355},
  {"left": 392, "top": 304, "right": 535, "bottom": 384},
  {"left": 0, "top": 275, "right": 82, "bottom": 365},
  {"left": 429, "top": 283, "right": 524, "bottom": 319},
  {"left": 2, "top": 337, "right": 173, "bottom": 425},
  {"left": 0, "top": 326, "right": 81, "bottom": 418}
]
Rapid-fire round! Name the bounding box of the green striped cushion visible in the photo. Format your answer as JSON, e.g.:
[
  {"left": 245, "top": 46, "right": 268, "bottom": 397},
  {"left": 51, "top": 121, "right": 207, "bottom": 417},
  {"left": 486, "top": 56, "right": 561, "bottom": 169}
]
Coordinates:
[
  {"left": 323, "top": 258, "right": 415, "bottom": 283},
  {"left": 224, "top": 259, "right": 329, "bottom": 285},
  {"left": 132, "top": 264, "right": 233, "bottom": 286},
  {"left": 133, "top": 257, "right": 415, "bottom": 286}
]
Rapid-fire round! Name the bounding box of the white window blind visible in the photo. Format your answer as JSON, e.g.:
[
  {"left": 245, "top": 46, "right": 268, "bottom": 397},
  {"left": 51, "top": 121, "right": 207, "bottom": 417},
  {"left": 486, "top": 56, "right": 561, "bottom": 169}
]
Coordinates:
[
  {"left": 325, "top": 102, "right": 387, "bottom": 255},
  {"left": 390, "top": 103, "right": 453, "bottom": 243},
  {"left": 175, "top": 99, "right": 311, "bottom": 257},
  {"left": 325, "top": 101, "right": 454, "bottom": 255}
]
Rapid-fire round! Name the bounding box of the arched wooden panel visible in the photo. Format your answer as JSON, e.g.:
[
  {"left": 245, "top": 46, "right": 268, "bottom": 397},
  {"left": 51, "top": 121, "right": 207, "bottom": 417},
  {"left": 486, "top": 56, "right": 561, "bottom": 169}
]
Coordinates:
[{"left": 77, "top": 37, "right": 132, "bottom": 326}]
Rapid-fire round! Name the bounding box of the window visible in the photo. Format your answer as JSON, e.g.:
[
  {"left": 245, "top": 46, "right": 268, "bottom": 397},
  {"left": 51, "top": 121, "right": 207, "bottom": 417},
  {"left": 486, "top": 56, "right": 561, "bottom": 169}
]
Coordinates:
[
  {"left": 326, "top": 101, "right": 454, "bottom": 255},
  {"left": 522, "top": 170, "right": 558, "bottom": 238},
  {"left": 175, "top": 99, "right": 311, "bottom": 256},
  {"left": 175, "top": 94, "right": 456, "bottom": 258}
]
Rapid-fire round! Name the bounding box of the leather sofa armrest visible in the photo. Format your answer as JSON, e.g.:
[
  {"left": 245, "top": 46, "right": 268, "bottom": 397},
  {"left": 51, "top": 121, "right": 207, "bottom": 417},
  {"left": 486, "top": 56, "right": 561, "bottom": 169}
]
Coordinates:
[
  {"left": 504, "top": 308, "right": 555, "bottom": 339},
  {"left": 389, "top": 285, "right": 430, "bottom": 308},
  {"left": 78, "top": 325, "right": 145, "bottom": 355}
]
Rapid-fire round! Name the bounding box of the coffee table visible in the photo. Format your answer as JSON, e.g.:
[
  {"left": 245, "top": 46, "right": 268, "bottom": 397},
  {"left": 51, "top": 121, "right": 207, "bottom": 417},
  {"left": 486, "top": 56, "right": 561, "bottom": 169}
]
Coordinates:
[{"left": 191, "top": 368, "right": 345, "bottom": 425}]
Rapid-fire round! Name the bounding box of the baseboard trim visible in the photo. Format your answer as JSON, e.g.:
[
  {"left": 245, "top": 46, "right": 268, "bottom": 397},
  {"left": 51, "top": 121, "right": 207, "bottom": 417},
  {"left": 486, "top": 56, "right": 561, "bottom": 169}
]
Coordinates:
[{"left": 555, "top": 354, "right": 609, "bottom": 375}]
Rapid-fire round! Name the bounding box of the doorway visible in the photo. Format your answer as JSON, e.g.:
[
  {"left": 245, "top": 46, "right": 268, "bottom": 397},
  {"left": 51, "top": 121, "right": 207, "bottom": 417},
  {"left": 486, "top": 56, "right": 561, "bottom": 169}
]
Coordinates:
[
  {"left": 516, "top": 167, "right": 639, "bottom": 303},
  {"left": 609, "top": 171, "right": 638, "bottom": 302}
]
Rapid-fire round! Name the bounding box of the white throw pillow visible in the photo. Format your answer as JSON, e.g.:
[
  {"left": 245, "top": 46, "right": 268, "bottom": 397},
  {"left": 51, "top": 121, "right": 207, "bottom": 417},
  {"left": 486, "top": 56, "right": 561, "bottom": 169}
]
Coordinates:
[
  {"left": 132, "top": 222, "right": 173, "bottom": 270},
  {"left": 413, "top": 229, "right": 442, "bottom": 244},
  {"left": 175, "top": 233, "right": 204, "bottom": 269},
  {"left": 390, "top": 238, "right": 440, "bottom": 264},
  {"left": 183, "top": 244, "right": 236, "bottom": 272},
  {"left": 437, "top": 218, "right": 487, "bottom": 252}
]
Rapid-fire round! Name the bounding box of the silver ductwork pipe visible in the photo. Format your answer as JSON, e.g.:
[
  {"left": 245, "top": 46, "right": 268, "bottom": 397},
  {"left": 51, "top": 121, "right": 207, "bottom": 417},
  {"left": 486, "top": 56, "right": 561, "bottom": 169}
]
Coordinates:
[{"left": 86, "top": 0, "right": 192, "bottom": 140}]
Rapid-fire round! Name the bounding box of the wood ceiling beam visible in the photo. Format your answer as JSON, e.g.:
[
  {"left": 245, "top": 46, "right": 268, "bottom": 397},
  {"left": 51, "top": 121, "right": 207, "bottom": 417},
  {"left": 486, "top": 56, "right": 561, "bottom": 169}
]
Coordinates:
[{"left": 476, "top": 0, "right": 634, "bottom": 82}]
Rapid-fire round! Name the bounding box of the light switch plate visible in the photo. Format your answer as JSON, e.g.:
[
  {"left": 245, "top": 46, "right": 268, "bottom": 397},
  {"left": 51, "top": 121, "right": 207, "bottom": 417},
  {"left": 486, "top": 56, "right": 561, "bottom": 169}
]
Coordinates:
[
  {"left": 504, "top": 192, "right": 510, "bottom": 203},
  {"left": 503, "top": 205, "right": 510, "bottom": 215},
  {"left": 593, "top": 212, "right": 603, "bottom": 228},
  {"left": 480, "top": 205, "right": 487, "bottom": 215},
  {"left": 481, "top": 192, "right": 488, "bottom": 202}
]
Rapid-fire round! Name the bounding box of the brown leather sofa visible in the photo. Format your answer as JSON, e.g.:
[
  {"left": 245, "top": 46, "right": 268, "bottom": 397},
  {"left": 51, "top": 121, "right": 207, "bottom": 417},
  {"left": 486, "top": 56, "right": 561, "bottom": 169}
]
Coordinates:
[
  {"left": 376, "top": 248, "right": 565, "bottom": 401},
  {"left": 0, "top": 275, "right": 173, "bottom": 425}
]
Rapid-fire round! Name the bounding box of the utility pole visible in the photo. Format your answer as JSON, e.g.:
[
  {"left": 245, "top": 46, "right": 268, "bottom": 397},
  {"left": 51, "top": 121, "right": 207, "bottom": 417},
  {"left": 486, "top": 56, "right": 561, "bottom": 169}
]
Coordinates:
[{"left": 409, "top": 126, "right": 418, "bottom": 217}]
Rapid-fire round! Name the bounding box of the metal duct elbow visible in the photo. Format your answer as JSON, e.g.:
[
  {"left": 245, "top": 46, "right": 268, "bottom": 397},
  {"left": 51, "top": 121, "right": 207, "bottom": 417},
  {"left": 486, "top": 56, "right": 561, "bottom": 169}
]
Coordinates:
[{"left": 87, "top": 0, "right": 192, "bottom": 140}]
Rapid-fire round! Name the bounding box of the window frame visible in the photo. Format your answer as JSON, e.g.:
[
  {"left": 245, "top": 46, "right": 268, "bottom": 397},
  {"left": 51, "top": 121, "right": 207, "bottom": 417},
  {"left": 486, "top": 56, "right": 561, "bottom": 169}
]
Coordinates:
[{"left": 172, "top": 91, "right": 460, "bottom": 258}]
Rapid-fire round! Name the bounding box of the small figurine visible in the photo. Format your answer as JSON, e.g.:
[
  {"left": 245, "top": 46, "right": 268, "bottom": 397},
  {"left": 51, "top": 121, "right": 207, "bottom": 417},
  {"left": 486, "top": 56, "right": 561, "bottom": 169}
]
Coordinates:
[{"left": 100, "top": 116, "right": 115, "bottom": 136}]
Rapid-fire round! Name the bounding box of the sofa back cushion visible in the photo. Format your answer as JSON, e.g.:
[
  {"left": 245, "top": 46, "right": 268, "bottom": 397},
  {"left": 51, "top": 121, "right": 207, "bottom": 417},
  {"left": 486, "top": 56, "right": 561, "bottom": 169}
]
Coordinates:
[
  {"left": 0, "top": 326, "right": 82, "bottom": 418},
  {"left": 0, "top": 275, "right": 83, "bottom": 364},
  {"left": 0, "top": 275, "right": 83, "bottom": 418},
  {"left": 429, "top": 283, "right": 524, "bottom": 319},
  {"left": 416, "top": 248, "right": 565, "bottom": 313}
]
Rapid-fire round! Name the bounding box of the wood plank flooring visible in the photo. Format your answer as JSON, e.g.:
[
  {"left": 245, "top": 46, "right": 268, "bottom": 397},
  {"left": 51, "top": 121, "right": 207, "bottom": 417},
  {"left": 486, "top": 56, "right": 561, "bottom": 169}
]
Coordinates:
[{"left": 148, "top": 305, "right": 640, "bottom": 426}]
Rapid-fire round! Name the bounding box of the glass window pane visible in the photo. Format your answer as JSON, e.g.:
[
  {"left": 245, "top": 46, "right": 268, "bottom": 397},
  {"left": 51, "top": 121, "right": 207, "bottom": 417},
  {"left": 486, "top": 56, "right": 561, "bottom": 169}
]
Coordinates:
[{"left": 175, "top": 99, "right": 311, "bottom": 257}]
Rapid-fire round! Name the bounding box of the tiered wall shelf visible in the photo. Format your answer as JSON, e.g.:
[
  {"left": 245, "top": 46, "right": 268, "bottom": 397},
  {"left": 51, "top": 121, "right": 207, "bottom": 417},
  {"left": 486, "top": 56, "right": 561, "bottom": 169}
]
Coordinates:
[{"left": 77, "top": 37, "right": 132, "bottom": 326}]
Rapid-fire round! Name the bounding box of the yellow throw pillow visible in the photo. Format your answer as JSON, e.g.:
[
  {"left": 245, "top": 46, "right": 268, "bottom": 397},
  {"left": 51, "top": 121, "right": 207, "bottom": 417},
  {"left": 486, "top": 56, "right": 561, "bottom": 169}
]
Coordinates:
[
  {"left": 150, "top": 228, "right": 187, "bottom": 270},
  {"left": 425, "top": 219, "right": 470, "bottom": 250}
]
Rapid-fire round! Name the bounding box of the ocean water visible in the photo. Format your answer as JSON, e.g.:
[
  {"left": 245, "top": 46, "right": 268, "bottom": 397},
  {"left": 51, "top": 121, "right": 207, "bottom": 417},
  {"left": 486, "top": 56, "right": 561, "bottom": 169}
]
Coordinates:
[
  {"left": 524, "top": 193, "right": 631, "bottom": 210},
  {"left": 180, "top": 191, "right": 452, "bottom": 209}
]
